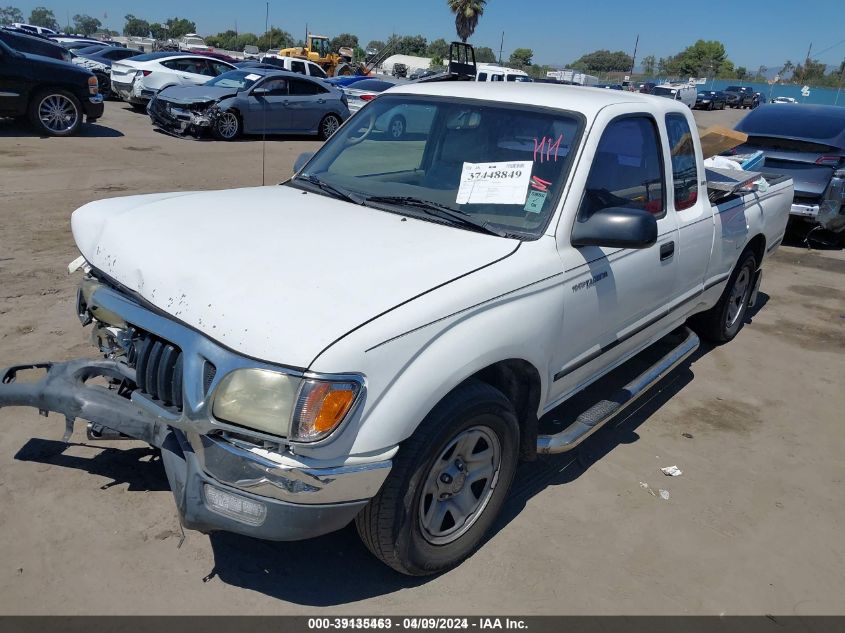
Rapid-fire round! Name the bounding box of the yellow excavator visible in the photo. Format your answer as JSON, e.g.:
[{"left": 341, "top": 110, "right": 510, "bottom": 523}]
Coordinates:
[{"left": 277, "top": 34, "right": 356, "bottom": 76}]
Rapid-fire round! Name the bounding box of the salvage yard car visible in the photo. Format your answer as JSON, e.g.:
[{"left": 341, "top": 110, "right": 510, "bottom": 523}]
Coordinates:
[
  {"left": 147, "top": 68, "right": 349, "bottom": 140},
  {"left": 0, "top": 37, "right": 103, "bottom": 136},
  {"left": 734, "top": 104, "right": 845, "bottom": 234},
  {"left": 0, "top": 83, "right": 792, "bottom": 576},
  {"left": 694, "top": 90, "right": 726, "bottom": 110},
  {"left": 110, "top": 52, "right": 235, "bottom": 109}
]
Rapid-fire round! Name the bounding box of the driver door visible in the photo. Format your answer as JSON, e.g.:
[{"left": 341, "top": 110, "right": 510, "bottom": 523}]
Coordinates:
[
  {"left": 548, "top": 108, "right": 679, "bottom": 405},
  {"left": 246, "top": 77, "right": 290, "bottom": 133}
]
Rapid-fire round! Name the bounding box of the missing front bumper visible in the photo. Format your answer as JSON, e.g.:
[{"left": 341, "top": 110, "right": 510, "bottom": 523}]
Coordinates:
[{"left": 0, "top": 359, "right": 387, "bottom": 540}]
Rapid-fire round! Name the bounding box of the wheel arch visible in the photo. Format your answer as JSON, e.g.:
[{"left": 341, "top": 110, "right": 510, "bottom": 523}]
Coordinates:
[
  {"left": 745, "top": 233, "right": 766, "bottom": 268},
  {"left": 467, "top": 358, "right": 542, "bottom": 461}
]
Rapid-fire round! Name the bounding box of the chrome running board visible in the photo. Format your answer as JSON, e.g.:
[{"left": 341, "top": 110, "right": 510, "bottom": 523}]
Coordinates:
[{"left": 537, "top": 327, "right": 700, "bottom": 454}]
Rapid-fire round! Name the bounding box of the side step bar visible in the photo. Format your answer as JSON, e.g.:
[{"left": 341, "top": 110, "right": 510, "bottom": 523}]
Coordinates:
[{"left": 537, "top": 327, "right": 700, "bottom": 455}]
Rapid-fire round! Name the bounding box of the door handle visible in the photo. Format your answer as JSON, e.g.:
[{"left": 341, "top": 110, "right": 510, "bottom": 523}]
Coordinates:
[
  {"left": 660, "top": 241, "right": 675, "bottom": 261},
  {"left": 317, "top": 99, "right": 326, "bottom": 104}
]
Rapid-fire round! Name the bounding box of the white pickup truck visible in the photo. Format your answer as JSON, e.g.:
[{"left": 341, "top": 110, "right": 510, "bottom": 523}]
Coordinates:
[{"left": 0, "top": 83, "right": 792, "bottom": 576}]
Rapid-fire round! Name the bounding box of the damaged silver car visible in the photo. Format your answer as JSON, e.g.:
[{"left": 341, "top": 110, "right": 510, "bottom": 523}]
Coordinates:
[{"left": 147, "top": 67, "right": 350, "bottom": 141}]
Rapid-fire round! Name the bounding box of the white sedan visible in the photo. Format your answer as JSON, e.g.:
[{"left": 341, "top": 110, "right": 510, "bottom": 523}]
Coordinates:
[{"left": 110, "top": 52, "right": 235, "bottom": 108}]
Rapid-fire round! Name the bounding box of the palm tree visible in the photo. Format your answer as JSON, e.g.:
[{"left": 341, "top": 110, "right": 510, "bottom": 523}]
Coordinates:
[{"left": 447, "top": 0, "right": 486, "bottom": 43}]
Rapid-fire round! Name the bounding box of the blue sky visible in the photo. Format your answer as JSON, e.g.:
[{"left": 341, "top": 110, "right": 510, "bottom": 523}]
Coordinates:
[{"left": 14, "top": 0, "right": 845, "bottom": 69}]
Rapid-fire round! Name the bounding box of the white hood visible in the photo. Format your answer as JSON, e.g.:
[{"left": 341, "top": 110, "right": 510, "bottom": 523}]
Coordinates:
[{"left": 71, "top": 185, "right": 517, "bottom": 368}]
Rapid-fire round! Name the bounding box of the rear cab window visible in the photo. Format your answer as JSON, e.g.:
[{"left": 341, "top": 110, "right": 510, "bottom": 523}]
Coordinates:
[
  {"left": 577, "top": 115, "right": 665, "bottom": 221},
  {"left": 665, "top": 114, "right": 699, "bottom": 211}
]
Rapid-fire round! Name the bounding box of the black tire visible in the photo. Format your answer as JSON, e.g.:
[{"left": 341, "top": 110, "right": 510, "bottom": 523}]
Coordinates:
[
  {"left": 94, "top": 72, "right": 111, "bottom": 100},
  {"left": 690, "top": 249, "right": 758, "bottom": 343},
  {"left": 211, "top": 110, "right": 241, "bottom": 141},
  {"left": 387, "top": 114, "right": 406, "bottom": 139},
  {"left": 708, "top": 101, "right": 714, "bottom": 111},
  {"left": 318, "top": 113, "right": 341, "bottom": 140},
  {"left": 356, "top": 380, "right": 520, "bottom": 576},
  {"left": 28, "top": 88, "right": 82, "bottom": 136}
]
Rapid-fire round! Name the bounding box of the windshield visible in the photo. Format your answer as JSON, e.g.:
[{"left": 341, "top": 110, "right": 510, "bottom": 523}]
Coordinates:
[
  {"left": 205, "top": 70, "right": 261, "bottom": 90},
  {"left": 292, "top": 95, "right": 583, "bottom": 238}
]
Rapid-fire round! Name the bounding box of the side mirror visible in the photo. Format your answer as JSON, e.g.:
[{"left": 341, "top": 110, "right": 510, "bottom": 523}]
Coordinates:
[
  {"left": 252, "top": 87, "right": 269, "bottom": 96},
  {"left": 293, "top": 152, "right": 314, "bottom": 174},
  {"left": 571, "top": 206, "right": 658, "bottom": 249}
]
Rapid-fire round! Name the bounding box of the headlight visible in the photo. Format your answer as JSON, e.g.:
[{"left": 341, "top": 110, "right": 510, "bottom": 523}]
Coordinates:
[
  {"left": 212, "top": 369, "right": 362, "bottom": 442},
  {"left": 88, "top": 75, "right": 99, "bottom": 95},
  {"left": 212, "top": 368, "right": 300, "bottom": 436}
]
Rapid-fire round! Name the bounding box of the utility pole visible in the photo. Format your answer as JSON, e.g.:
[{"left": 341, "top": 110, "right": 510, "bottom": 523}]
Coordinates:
[
  {"left": 264, "top": 2, "right": 269, "bottom": 37},
  {"left": 801, "top": 41, "right": 812, "bottom": 84},
  {"left": 499, "top": 31, "right": 504, "bottom": 65},
  {"left": 629, "top": 34, "right": 639, "bottom": 81}
]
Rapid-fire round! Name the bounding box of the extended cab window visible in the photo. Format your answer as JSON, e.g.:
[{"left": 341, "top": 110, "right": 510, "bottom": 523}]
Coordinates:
[
  {"left": 291, "top": 60, "right": 306, "bottom": 75},
  {"left": 665, "top": 113, "right": 699, "bottom": 211},
  {"left": 578, "top": 116, "right": 665, "bottom": 220}
]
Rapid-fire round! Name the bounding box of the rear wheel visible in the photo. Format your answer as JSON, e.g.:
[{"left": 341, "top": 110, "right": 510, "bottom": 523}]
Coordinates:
[
  {"left": 356, "top": 380, "right": 519, "bottom": 576},
  {"left": 690, "top": 249, "right": 757, "bottom": 343},
  {"left": 212, "top": 111, "right": 241, "bottom": 141},
  {"left": 28, "top": 89, "right": 82, "bottom": 136},
  {"left": 318, "top": 113, "right": 341, "bottom": 140}
]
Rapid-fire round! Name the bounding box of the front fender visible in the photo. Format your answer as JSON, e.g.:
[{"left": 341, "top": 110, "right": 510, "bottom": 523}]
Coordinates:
[{"left": 299, "top": 250, "right": 565, "bottom": 460}]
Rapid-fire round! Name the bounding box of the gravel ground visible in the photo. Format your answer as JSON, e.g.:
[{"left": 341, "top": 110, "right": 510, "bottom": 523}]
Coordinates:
[{"left": 0, "top": 101, "right": 843, "bottom": 615}]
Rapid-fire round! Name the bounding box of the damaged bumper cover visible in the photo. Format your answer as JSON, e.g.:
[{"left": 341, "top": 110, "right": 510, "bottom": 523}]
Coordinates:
[
  {"left": 0, "top": 284, "right": 392, "bottom": 541},
  {"left": 147, "top": 96, "right": 219, "bottom": 138},
  {"left": 792, "top": 169, "right": 845, "bottom": 233}
]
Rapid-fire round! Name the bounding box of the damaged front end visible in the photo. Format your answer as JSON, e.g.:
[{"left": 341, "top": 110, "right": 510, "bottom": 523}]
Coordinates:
[
  {"left": 0, "top": 264, "right": 392, "bottom": 541},
  {"left": 817, "top": 168, "right": 845, "bottom": 233},
  {"left": 148, "top": 96, "right": 224, "bottom": 138}
]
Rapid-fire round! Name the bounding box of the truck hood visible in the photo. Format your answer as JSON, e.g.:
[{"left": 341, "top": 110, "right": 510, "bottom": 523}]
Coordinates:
[
  {"left": 71, "top": 185, "right": 517, "bottom": 368},
  {"left": 157, "top": 84, "right": 238, "bottom": 104}
]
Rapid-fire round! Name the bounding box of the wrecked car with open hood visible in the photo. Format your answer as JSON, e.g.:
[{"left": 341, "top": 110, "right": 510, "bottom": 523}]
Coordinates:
[{"left": 147, "top": 67, "right": 349, "bottom": 141}]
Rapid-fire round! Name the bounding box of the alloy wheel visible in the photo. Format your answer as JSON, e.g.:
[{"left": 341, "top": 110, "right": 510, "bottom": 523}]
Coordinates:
[
  {"left": 38, "top": 94, "right": 78, "bottom": 134},
  {"left": 726, "top": 266, "right": 751, "bottom": 327}
]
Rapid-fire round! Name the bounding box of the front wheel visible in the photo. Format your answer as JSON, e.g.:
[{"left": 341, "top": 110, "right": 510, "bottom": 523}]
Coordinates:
[
  {"left": 356, "top": 380, "right": 519, "bottom": 576},
  {"left": 212, "top": 111, "right": 241, "bottom": 141},
  {"left": 28, "top": 89, "right": 82, "bottom": 136},
  {"left": 318, "top": 113, "right": 341, "bottom": 140},
  {"left": 690, "top": 249, "right": 757, "bottom": 343}
]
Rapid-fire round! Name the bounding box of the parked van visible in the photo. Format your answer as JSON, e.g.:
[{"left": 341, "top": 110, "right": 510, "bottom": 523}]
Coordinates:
[
  {"left": 476, "top": 64, "right": 531, "bottom": 82},
  {"left": 651, "top": 83, "right": 696, "bottom": 108}
]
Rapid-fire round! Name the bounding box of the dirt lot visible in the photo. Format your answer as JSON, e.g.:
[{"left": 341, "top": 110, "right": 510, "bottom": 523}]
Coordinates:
[{"left": 0, "top": 102, "right": 843, "bottom": 615}]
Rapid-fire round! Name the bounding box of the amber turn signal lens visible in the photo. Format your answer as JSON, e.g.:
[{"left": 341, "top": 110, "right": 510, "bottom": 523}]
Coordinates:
[{"left": 292, "top": 380, "right": 360, "bottom": 442}]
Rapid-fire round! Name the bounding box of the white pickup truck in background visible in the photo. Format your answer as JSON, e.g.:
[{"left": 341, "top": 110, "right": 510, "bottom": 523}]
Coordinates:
[{"left": 0, "top": 83, "right": 792, "bottom": 576}]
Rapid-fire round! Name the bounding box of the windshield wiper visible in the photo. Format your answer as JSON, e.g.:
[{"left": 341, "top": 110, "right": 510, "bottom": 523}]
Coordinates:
[
  {"left": 363, "top": 195, "right": 510, "bottom": 238},
  {"left": 297, "top": 174, "right": 364, "bottom": 205}
]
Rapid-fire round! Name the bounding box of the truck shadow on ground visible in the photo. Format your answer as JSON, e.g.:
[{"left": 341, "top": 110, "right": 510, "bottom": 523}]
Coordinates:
[
  {"left": 11, "top": 311, "right": 766, "bottom": 605},
  {"left": 0, "top": 118, "right": 124, "bottom": 138}
]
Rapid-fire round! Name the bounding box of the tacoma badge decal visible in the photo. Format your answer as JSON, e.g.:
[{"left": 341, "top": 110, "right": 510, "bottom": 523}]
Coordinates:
[{"left": 572, "top": 271, "right": 608, "bottom": 293}]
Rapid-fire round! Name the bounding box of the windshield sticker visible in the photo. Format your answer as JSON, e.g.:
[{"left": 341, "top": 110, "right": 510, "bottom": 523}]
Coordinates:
[
  {"left": 524, "top": 191, "right": 547, "bottom": 214},
  {"left": 245, "top": 73, "right": 261, "bottom": 81},
  {"left": 533, "top": 135, "right": 564, "bottom": 163},
  {"left": 456, "top": 161, "right": 533, "bottom": 205},
  {"left": 530, "top": 175, "right": 552, "bottom": 192}
]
